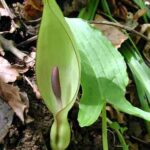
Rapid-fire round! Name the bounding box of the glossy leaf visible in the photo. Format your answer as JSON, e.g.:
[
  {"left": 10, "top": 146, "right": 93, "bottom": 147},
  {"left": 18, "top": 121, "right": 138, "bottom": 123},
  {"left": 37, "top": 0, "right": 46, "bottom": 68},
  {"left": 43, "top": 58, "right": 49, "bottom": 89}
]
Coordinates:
[
  {"left": 66, "top": 18, "right": 150, "bottom": 127},
  {"left": 36, "top": 0, "right": 80, "bottom": 149}
]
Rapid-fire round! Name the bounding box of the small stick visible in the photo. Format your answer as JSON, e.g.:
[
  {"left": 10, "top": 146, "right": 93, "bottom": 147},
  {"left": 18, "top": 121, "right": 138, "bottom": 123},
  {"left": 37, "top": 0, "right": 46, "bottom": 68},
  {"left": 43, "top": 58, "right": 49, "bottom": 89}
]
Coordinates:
[
  {"left": 26, "top": 18, "right": 41, "bottom": 24},
  {"left": 17, "top": 36, "right": 37, "bottom": 47},
  {"left": 90, "top": 20, "right": 150, "bottom": 42}
]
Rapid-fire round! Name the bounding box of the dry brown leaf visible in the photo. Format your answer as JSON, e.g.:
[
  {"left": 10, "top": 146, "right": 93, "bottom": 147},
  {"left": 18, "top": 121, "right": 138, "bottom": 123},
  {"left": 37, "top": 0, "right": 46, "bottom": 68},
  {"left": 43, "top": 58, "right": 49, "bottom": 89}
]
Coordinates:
[
  {"left": 0, "top": 78, "right": 27, "bottom": 122},
  {"left": 94, "top": 15, "right": 128, "bottom": 48},
  {"left": 23, "top": 0, "right": 43, "bottom": 20},
  {"left": 0, "top": 56, "right": 19, "bottom": 83},
  {"left": 106, "top": 106, "right": 126, "bottom": 124},
  {"left": 20, "top": 92, "right": 33, "bottom": 124},
  {"left": 133, "top": 9, "right": 147, "bottom": 21}
]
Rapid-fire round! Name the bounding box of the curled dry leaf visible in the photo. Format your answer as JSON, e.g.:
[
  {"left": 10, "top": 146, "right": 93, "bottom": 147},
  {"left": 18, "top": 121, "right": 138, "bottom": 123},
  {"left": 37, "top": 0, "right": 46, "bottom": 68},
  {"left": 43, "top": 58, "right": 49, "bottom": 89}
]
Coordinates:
[
  {"left": 0, "top": 96, "right": 14, "bottom": 143},
  {"left": 0, "top": 56, "right": 19, "bottom": 83},
  {"left": 94, "top": 15, "right": 128, "bottom": 48},
  {"left": 0, "top": 78, "right": 27, "bottom": 122}
]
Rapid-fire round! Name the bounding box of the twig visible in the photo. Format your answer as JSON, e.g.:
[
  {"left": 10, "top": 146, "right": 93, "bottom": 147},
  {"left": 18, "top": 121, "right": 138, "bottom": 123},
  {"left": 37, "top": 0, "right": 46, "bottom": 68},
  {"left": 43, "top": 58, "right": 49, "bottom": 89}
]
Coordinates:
[
  {"left": 90, "top": 20, "right": 150, "bottom": 42},
  {"left": 131, "top": 136, "right": 150, "bottom": 145},
  {"left": 23, "top": 76, "right": 41, "bottom": 99},
  {"left": 17, "top": 36, "right": 37, "bottom": 47},
  {"left": 26, "top": 18, "right": 41, "bottom": 24}
]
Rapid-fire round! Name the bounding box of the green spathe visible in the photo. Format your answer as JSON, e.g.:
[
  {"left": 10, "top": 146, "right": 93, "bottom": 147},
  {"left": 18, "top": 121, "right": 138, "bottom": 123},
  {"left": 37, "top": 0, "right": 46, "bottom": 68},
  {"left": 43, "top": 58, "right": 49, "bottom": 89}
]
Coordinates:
[{"left": 36, "top": 0, "right": 80, "bottom": 149}]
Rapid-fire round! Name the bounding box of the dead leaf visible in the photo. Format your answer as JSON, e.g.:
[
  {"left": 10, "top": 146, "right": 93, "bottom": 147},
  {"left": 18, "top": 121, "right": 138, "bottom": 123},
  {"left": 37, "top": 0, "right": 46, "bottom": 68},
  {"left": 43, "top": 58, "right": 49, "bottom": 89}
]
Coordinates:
[
  {"left": 106, "top": 106, "right": 126, "bottom": 124},
  {"left": 0, "top": 35, "right": 35, "bottom": 67},
  {"left": 0, "top": 56, "right": 19, "bottom": 83},
  {"left": 20, "top": 92, "right": 34, "bottom": 124},
  {"left": 0, "top": 96, "right": 14, "bottom": 143},
  {"left": 0, "top": 78, "right": 27, "bottom": 122},
  {"left": 133, "top": 9, "right": 147, "bottom": 21},
  {"left": 23, "top": 0, "right": 43, "bottom": 20},
  {"left": 94, "top": 15, "right": 128, "bottom": 48}
]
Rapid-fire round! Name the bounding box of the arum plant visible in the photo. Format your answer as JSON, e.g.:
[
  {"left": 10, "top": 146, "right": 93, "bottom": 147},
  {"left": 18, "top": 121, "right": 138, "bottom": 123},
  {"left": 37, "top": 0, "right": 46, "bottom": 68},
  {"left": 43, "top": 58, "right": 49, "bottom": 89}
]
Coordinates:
[
  {"left": 67, "top": 18, "right": 150, "bottom": 150},
  {"left": 67, "top": 0, "right": 150, "bottom": 149},
  {"left": 36, "top": 0, "right": 80, "bottom": 150}
]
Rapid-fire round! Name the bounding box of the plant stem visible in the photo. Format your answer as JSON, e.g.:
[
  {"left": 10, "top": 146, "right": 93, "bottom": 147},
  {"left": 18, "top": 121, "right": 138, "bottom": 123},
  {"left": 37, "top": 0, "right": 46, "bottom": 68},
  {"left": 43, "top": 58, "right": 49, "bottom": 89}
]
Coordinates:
[
  {"left": 78, "top": 0, "right": 100, "bottom": 20},
  {"left": 107, "top": 119, "right": 128, "bottom": 150},
  {"left": 100, "top": 0, "right": 111, "bottom": 17},
  {"left": 102, "top": 103, "right": 108, "bottom": 150}
]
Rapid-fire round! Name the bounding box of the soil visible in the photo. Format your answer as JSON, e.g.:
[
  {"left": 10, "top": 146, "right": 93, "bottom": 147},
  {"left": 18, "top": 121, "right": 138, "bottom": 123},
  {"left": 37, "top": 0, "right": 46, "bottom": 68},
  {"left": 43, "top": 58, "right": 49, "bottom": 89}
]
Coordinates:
[{"left": 2, "top": 82, "right": 150, "bottom": 150}]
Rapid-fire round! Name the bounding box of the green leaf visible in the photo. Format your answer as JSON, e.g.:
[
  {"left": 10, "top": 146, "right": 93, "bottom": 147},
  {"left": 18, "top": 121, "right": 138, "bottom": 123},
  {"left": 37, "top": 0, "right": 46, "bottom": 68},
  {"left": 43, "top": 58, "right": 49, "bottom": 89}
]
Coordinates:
[
  {"left": 36, "top": 0, "right": 80, "bottom": 149},
  {"left": 121, "top": 42, "right": 150, "bottom": 133},
  {"left": 66, "top": 18, "right": 127, "bottom": 126},
  {"left": 100, "top": 0, "right": 112, "bottom": 17},
  {"left": 66, "top": 18, "right": 150, "bottom": 127},
  {"left": 77, "top": 50, "right": 104, "bottom": 126},
  {"left": 109, "top": 121, "right": 128, "bottom": 150},
  {"left": 121, "top": 43, "right": 150, "bottom": 104},
  {"left": 101, "top": 78, "right": 150, "bottom": 120},
  {"left": 78, "top": 0, "right": 100, "bottom": 20}
]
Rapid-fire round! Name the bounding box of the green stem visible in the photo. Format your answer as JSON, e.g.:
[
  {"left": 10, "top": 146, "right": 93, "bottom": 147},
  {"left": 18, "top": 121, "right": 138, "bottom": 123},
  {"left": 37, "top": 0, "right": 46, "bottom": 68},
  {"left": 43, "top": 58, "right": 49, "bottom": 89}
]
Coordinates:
[
  {"left": 102, "top": 103, "right": 108, "bottom": 150},
  {"left": 78, "top": 0, "right": 100, "bottom": 20},
  {"left": 100, "top": 0, "right": 111, "bottom": 17},
  {"left": 107, "top": 119, "right": 128, "bottom": 150}
]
